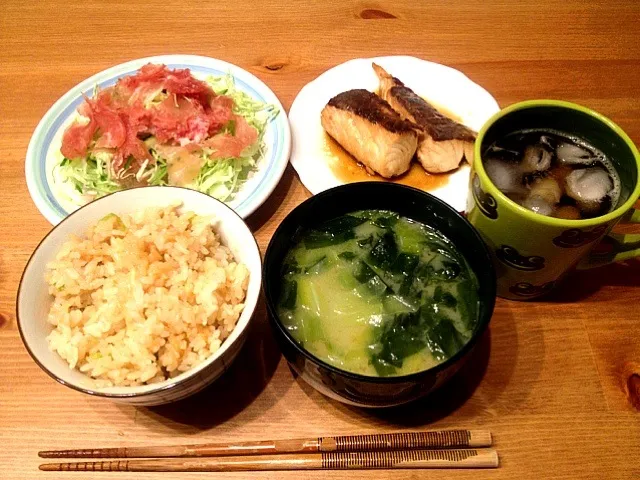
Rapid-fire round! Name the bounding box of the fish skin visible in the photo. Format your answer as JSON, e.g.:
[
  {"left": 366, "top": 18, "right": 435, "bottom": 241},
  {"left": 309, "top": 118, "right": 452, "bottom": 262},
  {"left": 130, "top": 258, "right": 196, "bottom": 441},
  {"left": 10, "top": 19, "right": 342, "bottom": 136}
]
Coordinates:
[{"left": 373, "top": 63, "right": 476, "bottom": 173}]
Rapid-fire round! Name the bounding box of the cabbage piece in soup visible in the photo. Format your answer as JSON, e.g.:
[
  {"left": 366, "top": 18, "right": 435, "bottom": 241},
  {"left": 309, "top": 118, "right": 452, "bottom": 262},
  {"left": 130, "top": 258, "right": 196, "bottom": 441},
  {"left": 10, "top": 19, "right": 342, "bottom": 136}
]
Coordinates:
[{"left": 277, "top": 210, "right": 479, "bottom": 377}]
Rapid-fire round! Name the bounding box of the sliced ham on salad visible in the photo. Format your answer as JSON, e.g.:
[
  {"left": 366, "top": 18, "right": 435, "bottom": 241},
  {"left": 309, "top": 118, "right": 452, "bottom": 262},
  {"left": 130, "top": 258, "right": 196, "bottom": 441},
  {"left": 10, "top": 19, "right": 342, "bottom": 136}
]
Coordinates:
[{"left": 57, "top": 64, "right": 277, "bottom": 202}]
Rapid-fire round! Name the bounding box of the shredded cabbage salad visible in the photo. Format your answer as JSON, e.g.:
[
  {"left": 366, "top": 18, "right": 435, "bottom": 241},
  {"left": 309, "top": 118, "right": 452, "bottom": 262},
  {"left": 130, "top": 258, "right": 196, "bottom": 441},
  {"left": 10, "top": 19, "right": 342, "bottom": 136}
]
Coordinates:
[{"left": 55, "top": 74, "right": 279, "bottom": 203}]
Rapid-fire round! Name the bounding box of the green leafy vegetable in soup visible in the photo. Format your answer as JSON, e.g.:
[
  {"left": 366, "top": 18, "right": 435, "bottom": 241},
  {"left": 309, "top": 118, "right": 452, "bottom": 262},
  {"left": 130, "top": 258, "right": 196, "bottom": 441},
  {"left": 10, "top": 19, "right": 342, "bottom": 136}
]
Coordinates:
[{"left": 277, "top": 210, "right": 480, "bottom": 377}]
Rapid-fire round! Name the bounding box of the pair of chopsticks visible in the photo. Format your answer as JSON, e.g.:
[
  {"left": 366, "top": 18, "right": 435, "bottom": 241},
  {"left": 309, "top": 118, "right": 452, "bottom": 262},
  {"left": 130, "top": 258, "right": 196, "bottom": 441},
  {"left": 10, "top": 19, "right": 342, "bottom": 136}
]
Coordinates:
[{"left": 39, "top": 429, "right": 498, "bottom": 472}]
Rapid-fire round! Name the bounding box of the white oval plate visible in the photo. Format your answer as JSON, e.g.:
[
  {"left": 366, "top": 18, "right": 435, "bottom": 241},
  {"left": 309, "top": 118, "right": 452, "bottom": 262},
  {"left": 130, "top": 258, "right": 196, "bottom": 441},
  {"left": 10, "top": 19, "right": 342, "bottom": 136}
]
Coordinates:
[
  {"left": 26, "top": 55, "right": 291, "bottom": 225},
  {"left": 288, "top": 56, "right": 500, "bottom": 212}
]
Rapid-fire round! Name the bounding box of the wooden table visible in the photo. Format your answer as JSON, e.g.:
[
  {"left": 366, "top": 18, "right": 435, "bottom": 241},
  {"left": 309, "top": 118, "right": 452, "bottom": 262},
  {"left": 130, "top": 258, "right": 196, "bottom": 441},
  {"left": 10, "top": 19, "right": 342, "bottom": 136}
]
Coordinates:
[{"left": 2, "top": 1, "right": 639, "bottom": 478}]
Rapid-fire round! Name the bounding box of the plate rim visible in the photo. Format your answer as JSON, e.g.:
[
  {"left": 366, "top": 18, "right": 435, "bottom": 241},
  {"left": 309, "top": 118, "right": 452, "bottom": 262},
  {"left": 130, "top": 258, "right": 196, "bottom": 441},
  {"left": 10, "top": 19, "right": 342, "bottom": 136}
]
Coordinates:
[{"left": 25, "top": 54, "right": 292, "bottom": 224}]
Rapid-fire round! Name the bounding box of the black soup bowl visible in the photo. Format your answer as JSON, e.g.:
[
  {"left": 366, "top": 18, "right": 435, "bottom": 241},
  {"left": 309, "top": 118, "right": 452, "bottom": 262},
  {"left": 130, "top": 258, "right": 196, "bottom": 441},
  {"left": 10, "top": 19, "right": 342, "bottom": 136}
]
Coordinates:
[{"left": 263, "top": 182, "right": 496, "bottom": 408}]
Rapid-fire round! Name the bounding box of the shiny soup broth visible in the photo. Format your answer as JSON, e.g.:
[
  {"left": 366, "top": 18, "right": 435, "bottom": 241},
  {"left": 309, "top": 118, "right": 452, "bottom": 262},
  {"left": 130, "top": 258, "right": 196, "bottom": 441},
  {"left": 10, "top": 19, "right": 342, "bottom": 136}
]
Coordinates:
[
  {"left": 483, "top": 129, "right": 621, "bottom": 219},
  {"left": 277, "top": 210, "right": 480, "bottom": 377}
]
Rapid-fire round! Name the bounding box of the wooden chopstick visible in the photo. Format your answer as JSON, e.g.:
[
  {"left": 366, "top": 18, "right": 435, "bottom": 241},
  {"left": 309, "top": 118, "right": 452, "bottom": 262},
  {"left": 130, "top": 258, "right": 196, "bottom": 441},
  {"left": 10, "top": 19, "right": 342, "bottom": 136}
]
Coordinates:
[
  {"left": 39, "top": 429, "right": 491, "bottom": 459},
  {"left": 39, "top": 448, "right": 499, "bottom": 471}
]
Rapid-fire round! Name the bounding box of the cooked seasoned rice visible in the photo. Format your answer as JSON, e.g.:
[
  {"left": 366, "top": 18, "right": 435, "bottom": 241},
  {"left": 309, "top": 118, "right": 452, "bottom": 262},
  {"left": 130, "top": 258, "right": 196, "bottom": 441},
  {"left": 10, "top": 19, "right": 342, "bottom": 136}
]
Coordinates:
[{"left": 45, "top": 204, "right": 249, "bottom": 387}]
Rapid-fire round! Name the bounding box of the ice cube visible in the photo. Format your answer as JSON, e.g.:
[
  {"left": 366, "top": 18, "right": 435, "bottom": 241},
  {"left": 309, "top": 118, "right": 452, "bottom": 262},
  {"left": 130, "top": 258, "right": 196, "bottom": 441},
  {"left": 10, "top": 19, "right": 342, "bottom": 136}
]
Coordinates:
[
  {"left": 556, "top": 143, "right": 595, "bottom": 166},
  {"left": 484, "top": 158, "right": 524, "bottom": 194},
  {"left": 521, "top": 145, "right": 552, "bottom": 174},
  {"left": 564, "top": 167, "right": 613, "bottom": 214},
  {"left": 539, "top": 135, "right": 556, "bottom": 150},
  {"left": 522, "top": 194, "right": 555, "bottom": 216},
  {"left": 486, "top": 144, "right": 520, "bottom": 162}
]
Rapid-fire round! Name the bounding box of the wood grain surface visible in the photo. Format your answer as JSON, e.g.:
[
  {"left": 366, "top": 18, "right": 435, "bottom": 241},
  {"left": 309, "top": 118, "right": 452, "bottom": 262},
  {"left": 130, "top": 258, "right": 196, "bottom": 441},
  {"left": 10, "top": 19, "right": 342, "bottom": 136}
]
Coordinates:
[{"left": 1, "top": 1, "right": 639, "bottom": 479}]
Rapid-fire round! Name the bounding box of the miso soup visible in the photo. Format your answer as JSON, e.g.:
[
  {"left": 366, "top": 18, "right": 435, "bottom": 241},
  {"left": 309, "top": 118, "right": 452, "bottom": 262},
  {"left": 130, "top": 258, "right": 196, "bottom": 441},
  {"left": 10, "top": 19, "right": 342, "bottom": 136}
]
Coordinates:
[
  {"left": 277, "top": 210, "right": 480, "bottom": 377},
  {"left": 483, "top": 129, "right": 621, "bottom": 219}
]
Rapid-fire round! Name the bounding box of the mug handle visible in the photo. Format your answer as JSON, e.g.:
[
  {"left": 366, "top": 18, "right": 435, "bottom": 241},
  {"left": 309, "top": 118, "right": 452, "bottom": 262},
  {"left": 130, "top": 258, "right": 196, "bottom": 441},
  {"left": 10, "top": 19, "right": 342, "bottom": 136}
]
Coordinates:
[{"left": 579, "top": 207, "right": 640, "bottom": 269}]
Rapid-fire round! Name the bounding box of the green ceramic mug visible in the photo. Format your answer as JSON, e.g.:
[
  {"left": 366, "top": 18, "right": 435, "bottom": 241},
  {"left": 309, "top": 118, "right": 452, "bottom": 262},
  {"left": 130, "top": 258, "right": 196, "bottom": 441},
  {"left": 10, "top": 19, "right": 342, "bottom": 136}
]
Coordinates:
[{"left": 467, "top": 100, "right": 640, "bottom": 300}]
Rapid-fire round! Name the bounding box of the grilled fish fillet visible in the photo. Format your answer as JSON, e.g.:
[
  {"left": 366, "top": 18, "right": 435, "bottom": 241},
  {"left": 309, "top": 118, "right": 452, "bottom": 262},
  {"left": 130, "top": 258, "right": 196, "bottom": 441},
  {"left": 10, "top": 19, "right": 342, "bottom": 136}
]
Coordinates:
[
  {"left": 373, "top": 63, "right": 476, "bottom": 173},
  {"left": 321, "top": 89, "right": 418, "bottom": 178}
]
